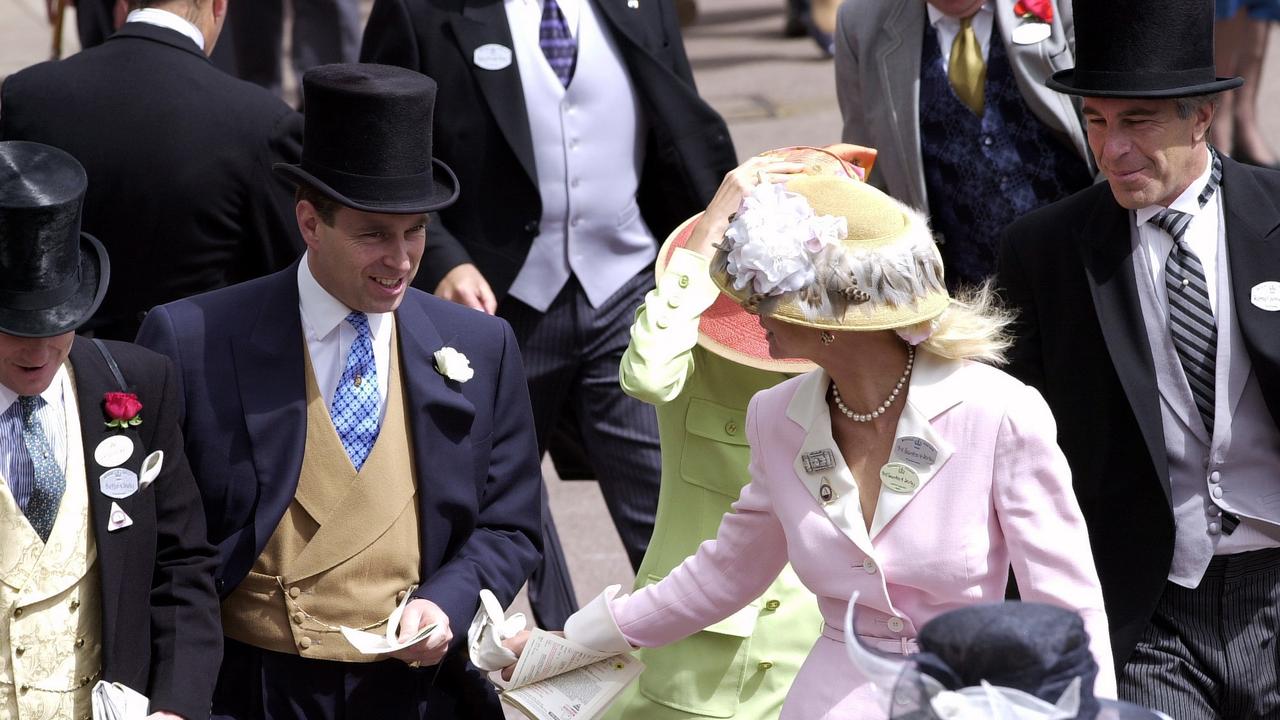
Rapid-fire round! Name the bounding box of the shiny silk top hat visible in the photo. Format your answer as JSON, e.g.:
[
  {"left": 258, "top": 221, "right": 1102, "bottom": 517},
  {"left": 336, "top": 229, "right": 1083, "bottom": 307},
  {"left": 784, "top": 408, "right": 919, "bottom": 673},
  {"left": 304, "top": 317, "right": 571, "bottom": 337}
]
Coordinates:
[
  {"left": 1046, "top": 0, "right": 1242, "bottom": 98},
  {"left": 0, "top": 141, "right": 109, "bottom": 338},
  {"left": 275, "top": 63, "right": 460, "bottom": 213}
]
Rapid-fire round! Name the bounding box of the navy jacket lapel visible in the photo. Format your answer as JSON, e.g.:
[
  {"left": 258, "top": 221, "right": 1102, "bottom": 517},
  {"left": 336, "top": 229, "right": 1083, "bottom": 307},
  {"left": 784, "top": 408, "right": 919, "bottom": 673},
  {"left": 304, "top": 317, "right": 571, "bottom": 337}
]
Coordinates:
[
  {"left": 450, "top": 0, "right": 538, "bottom": 186},
  {"left": 230, "top": 268, "right": 308, "bottom": 557},
  {"left": 395, "top": 295, "right": 476, "bottom": 570},
  {"left": 1079, "top": 191, "right": 1171, "bottom": 503}
]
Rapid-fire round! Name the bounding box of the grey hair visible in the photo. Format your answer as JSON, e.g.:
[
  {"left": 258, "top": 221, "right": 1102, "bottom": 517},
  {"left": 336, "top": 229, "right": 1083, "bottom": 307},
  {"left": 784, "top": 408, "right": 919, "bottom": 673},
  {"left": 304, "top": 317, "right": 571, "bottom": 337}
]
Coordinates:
[{"left": 1174, "top": 93, "right": 1222, "bottom": 120}]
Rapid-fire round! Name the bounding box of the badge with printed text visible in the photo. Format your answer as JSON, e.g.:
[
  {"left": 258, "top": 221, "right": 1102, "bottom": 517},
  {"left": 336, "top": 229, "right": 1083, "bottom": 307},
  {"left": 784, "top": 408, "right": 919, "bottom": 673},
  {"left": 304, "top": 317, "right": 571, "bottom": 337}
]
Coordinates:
[
  {"left": 1251, "top": 281, "right": 1280, "bottom": 311},
  {"left": 94, "top": 435, "right": 134, "bottom": 469},
  {"left": 893, "top": 436, "right": 938, "bottom": 468},
  {"left": 473, "top": 44, "right": 513, "bottom": 71},
  {"left": 99, "top": 467, "right": 139, "bottom": 499},
  {"left": 802, "top": 449, "right": 837, "bottom": 474},
  {"left": 880, "top": 462, "right": 920, "bottom": 494}
]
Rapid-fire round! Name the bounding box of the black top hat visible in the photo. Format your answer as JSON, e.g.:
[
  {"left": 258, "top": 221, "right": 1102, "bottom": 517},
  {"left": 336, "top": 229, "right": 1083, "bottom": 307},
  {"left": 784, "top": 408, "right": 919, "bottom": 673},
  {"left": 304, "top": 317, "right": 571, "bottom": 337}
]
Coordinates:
[
  {"left": 275, "top": 63, "right": 460, "bottom": 214},
  {"left": 1047, "top": 0, "right": 1243, "bottom": 98},
  {"left": 0, "top": 142, "right": 109, "bottom": 338}
]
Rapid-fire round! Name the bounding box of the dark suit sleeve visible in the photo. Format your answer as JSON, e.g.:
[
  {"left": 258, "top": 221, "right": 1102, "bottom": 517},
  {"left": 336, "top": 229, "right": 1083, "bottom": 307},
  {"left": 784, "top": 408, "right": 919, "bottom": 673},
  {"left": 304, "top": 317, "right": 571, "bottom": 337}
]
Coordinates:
[
  {"left": 996, "top": 226, "right": 1046, "bottom": 392},
  {"left": 144, "top": 355, "right": 223, "bottom": 719},
  {"left": 243, "top": 108, "right": 305, "bottom": 276},
  {"left": 413, "top": 321, "right": 543, "bottom": 650}
]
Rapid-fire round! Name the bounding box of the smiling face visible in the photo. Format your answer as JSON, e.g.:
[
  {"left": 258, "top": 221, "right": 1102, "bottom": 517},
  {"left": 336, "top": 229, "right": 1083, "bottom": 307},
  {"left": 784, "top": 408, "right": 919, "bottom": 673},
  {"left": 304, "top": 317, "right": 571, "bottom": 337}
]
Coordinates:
[
  {"left": 298, "top": 201, "right": 427, "bottom": 314},
  {"left": 1082, "top": 96, "right": 1214, "bottom": 210},
  {"left": 0, "top": 331, "right": 73, "bottom": 396}
]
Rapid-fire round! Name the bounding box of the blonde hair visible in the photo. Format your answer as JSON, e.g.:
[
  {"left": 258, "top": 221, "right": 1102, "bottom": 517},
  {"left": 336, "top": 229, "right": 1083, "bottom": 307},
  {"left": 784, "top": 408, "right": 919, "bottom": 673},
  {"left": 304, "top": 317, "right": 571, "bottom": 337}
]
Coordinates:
[{"left": 915, "top": 281, "right": 1013, "bottom": 365}]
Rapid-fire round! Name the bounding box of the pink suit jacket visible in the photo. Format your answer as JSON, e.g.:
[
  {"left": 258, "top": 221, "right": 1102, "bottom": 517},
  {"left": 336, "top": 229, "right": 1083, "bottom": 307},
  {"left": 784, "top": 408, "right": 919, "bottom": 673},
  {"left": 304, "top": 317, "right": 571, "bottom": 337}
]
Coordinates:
[{"left": 569, "top": 351, "right": 1115, "bottom": 719}]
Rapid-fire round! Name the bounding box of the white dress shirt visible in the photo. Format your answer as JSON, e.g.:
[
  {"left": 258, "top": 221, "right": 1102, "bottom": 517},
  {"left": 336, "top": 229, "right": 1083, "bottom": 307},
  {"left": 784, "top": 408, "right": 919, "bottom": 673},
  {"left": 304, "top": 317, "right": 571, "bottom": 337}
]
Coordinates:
[
  {"left": 0, "top": 366, "right": 71, "bottom": 511},
  {"left": 125, "top": 8, "right": 206, "bottom": 51},
  {"left": 1135, "top": 149, "right": 1220, "bottom": 315},
  {"left": 506, "top": 0, "right": 581, "bottom": 43},
  {"left": 297, "top": 257, "right": 394, "bottom": 421},
  {"left": 927, "top": 2, "right": 994, "bottom": 74}
]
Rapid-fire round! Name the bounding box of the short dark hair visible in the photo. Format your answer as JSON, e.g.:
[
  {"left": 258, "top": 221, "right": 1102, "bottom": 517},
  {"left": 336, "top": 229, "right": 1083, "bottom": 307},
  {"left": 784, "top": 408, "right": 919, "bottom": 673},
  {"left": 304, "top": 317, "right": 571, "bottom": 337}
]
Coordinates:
[
  {"left": 129, "top": 0, "right": 202, "bottom": 23},
  {"left": 295, "top": 184, "right": 341, "bottom": 226}
]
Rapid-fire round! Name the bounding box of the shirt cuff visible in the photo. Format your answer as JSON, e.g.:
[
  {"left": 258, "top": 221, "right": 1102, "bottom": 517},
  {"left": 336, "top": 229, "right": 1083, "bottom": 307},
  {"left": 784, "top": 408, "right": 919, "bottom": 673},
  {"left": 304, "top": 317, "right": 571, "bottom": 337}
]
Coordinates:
[{"left": 562, "top": 585, "right": 635, "bottom": 655}]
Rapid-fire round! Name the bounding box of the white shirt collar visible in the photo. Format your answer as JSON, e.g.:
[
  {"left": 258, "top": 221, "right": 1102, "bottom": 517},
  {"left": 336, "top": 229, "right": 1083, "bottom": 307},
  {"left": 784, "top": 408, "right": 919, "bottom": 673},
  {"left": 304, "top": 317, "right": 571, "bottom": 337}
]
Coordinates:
[
  {"left": 506, "top": 0, "right": 580, "bottom": 39},
  {"left": 1135, "top": 147, "right": 1215, "bottom": 228},
  {"left": 0, "top": 364, "right": 70, "bottom": 417},
  {"left": 926, "top": 2, "right": 992, "bottom": 28},
  {"left": 126, "top": 8, "right": 206, "bottom": 52},
  {"left": 296, "top": 255, "right": 391, "bottom": 343}
]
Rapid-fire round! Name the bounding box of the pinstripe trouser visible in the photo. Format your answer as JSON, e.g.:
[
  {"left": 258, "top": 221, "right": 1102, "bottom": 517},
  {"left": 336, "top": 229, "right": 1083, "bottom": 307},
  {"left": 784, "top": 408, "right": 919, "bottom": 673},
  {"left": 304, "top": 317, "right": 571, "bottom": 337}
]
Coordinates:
[
  {"left": 1119, "top": 547, "right": 1280, "bottom": 719},
  {"left": 500, "top": 272, "right": 662, "bottom": 630}
]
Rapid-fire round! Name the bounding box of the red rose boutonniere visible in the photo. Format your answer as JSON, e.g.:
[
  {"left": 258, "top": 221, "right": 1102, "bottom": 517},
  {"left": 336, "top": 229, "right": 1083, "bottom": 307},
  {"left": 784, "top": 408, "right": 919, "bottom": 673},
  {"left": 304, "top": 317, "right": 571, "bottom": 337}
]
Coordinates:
[
  {"left": 1013, "top": 0, "right": 1053, "bottom": 24},
  {"left": 103, "top": 392, "right": 143, "bottom": 429}
]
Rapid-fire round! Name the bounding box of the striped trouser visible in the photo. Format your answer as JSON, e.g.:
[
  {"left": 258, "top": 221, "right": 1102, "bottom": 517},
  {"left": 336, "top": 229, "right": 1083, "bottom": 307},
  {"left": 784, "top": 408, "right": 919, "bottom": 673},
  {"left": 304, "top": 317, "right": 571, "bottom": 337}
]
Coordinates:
[{"left": 1119, "top": 547, "right": 1280, "bottom": 719}]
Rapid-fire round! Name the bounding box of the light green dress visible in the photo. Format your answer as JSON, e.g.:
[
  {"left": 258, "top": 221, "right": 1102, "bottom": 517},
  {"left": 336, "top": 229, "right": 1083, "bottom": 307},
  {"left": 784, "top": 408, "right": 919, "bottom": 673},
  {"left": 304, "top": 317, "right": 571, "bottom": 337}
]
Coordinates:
[{"left": 604, "top": 248, "right": 821, "bottom": 720}]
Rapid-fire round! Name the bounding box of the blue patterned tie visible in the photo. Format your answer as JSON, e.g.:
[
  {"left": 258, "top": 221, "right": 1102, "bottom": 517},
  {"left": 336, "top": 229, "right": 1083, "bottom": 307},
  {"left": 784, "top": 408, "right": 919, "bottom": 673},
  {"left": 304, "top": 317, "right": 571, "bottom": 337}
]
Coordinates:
[
  {"left": 331, "top": 312, "right": 380, "bottom": 470},
  {"left": 539, "top": 0, "right": 577, "bottom": 87},
  {"left": 19, "top": 396, "right": 64, "bottom": 542}
]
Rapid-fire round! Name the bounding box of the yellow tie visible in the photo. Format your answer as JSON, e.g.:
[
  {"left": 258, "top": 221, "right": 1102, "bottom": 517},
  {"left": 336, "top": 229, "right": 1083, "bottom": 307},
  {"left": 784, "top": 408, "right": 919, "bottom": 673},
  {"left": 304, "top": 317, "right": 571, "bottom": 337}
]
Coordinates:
[{"left": 949, "top": 16, "right": 986, "bottom": 115}]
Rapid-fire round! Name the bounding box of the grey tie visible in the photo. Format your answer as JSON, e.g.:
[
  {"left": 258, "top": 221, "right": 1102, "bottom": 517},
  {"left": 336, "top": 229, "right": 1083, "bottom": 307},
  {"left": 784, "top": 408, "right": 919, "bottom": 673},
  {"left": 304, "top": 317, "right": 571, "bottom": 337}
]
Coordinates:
[
  {"left": 1152, "top": 153, "right": 1222, "bottom": 437},
  {"left": 19, "top": 395, "right": 64, "bottom": 542}
]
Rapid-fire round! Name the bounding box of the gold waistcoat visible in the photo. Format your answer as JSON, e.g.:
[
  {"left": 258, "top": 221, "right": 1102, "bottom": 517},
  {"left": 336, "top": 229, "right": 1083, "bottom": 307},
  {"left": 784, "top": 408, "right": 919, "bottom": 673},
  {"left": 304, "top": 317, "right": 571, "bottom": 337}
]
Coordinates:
[
  {"left": 222, "top": 328, "right": 421, "bottom": 662},
  {"left": 0, "top": 366, "right": 103, "bottom": 720}
]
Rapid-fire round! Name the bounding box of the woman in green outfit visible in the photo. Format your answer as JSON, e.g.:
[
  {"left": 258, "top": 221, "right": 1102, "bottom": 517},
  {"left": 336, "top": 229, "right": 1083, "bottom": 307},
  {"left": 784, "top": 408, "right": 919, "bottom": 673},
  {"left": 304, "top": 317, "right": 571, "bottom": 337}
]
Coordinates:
[{"left": 604, "top": 145, "right": 874, "bottom": 720}]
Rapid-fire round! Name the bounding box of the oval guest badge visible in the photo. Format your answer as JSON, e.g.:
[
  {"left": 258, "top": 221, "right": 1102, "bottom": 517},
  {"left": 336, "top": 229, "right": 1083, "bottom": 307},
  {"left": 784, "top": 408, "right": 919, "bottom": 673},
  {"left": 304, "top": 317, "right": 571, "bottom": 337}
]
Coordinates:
[
  {"left": 880, "top": 462, "right": 920, "bottom": 494},
  {"left": 94, "top": 435, "right": 134, "bottom": 468},
  {"left": 1251, "top": 281, "right": 1280, "bottom": 311},
  {"left": 1011, "top": 21, "right": 1051, "bottom": 45},
  {"left": 473, "top": 44, "right": 513, "bottom": 71},
  {"left": 894, "top": 436, "right": 938, "bottom": 468},
  {"left": 99, "top": 467, "right": 140, "bottom": 499}
]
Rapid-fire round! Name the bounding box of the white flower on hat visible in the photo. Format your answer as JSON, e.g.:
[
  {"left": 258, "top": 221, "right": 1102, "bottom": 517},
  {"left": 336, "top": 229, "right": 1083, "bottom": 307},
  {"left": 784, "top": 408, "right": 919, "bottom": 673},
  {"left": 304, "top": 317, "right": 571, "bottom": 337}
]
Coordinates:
[
  {"left": 722, "top": 182, "right": 848, "bottom": 297},
  {"left": 433, "top": 346, "right": 474, "bottom": 383}
]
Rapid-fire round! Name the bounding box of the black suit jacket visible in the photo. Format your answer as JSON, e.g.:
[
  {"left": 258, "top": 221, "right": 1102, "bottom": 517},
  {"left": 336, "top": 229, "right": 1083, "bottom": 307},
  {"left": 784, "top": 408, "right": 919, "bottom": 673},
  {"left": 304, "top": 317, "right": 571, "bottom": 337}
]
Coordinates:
[
  {"left": 0, "top": 23, "right": 304, "bottom": 340},
  {"left": 68, "top": 338, "right": 222, "bottom": 720},
  {"left": 996, "top": 157, "right": 1280, "bottom": 666},
  {"left": 360, "top": 0, "right": 737, "bottom": 296},
  {"left": 135, "top": 267, "right": 544, "bottom": 716}
]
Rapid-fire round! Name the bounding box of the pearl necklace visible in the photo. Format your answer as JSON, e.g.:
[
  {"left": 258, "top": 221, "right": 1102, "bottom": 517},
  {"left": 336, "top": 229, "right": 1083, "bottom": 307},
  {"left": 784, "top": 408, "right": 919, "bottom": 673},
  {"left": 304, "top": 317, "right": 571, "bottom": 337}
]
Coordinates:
[{"left": 830, "top": 346, "right": 915, "bottom": 423}]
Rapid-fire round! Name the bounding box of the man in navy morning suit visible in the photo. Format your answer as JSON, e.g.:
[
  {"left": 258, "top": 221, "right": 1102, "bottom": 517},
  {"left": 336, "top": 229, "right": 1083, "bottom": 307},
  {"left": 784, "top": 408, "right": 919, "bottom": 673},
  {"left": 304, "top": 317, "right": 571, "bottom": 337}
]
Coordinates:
[{"left": 135, "top": 64, "right": 543, "bottom": 719}]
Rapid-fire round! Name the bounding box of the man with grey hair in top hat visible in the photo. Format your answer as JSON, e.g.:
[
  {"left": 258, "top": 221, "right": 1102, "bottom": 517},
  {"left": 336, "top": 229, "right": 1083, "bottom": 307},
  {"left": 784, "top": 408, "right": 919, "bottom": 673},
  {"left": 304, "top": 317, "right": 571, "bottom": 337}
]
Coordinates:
[
  {"left": 997, "top": 0, "right": 1280, "bottom": 716},
  {"left": 135, "top": 63, "right": 543, "bottom": 720},
  {"left": 0, "top": 141, "right": 222, "bottom": 719}
]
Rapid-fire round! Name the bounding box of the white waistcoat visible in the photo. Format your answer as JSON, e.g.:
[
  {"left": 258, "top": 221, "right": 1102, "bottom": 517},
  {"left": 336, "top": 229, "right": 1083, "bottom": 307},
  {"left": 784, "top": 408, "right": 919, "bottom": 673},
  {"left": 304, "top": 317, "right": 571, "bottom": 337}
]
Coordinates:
[
  {"left": 506, "top": 0, "right": 654, "bottom": 311},
  {"left": 0, "top": 371, "right": 102, "bottom": 720},
  {"left": 1131, "top": 206, "right": 1280, "bottom": 588}
]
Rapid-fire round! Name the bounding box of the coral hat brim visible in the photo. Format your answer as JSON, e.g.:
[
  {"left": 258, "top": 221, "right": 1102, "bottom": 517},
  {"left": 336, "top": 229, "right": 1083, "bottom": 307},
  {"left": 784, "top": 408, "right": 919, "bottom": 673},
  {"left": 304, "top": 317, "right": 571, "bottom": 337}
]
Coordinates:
[{"left": 656, "top": 215, "right": 816, "bottom": 374}]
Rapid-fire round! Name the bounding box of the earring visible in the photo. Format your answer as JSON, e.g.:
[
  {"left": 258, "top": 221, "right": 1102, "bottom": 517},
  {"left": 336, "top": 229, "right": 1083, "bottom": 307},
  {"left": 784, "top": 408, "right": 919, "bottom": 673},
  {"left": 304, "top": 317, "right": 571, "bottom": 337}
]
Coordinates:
[{"left": 819, "top": 330, "right": 835, "bottom": 346}]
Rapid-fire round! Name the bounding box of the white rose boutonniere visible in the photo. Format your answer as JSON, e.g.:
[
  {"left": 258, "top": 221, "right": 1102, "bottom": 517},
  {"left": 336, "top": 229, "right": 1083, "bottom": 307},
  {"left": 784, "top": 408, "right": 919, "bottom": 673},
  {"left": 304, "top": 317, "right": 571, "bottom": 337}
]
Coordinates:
[{"left": 433, "top": 346, "right": 474, "bottom": 383}]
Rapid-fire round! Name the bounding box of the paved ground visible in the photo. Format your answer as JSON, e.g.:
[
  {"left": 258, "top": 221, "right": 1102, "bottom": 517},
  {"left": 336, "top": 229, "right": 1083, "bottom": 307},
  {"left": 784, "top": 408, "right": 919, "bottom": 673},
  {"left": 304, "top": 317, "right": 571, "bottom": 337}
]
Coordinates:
[{"left": 2, "top": 0, "right": 1280, "bottom": 711}]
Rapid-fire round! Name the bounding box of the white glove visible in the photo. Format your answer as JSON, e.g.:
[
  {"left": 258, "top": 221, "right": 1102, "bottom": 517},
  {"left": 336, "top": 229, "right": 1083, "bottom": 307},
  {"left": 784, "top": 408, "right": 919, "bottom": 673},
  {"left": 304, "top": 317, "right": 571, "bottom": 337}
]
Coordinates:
[{"left": 467, "top": 589, "right": 527, "bottom": 672}]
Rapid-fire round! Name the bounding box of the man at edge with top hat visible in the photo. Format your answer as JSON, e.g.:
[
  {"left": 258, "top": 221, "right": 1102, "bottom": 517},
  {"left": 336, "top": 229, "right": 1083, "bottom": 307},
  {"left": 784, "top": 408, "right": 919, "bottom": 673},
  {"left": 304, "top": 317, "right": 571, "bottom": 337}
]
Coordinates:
[
  {"left": 0, "top": 141, "right": 222, "bottom": 719},
  {"left": 135, "top": 64, "right": 543, "bottom": 719},
  {"left": 998, "top": 0, "right": 1280, "bottom": 716}
]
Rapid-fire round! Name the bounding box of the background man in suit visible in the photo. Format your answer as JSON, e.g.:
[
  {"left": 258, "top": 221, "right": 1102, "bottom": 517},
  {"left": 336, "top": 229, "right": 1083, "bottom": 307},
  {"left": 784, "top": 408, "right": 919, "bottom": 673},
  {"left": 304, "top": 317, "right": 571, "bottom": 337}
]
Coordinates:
[
  {"left": 998, "top": 1, "right": 1280, "bottom": 716},
  {"left": 835, "top": 0, "right": 1093, "bottom": 289},
  {"left": 361, "top": 0, "right": 737, "bottom": 629},
  {"left": 0, "top": 141, "right": 221, "bottom": 720},
  {"left": 136, "top": 64, "right": 543, "bottom": 720},
  {"left": 2, "top": 0, "right": 303, "bottom": 340},
  {"left": 228, "top": 0, "right": 361, "bottom": 102}
]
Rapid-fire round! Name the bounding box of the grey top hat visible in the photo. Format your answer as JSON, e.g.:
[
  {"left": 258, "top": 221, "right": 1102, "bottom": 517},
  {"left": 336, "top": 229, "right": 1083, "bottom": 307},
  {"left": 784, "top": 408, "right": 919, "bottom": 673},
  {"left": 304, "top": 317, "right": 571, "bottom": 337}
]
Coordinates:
[{"left": 0, "top": 141, "right": 109, "bottom": 338}]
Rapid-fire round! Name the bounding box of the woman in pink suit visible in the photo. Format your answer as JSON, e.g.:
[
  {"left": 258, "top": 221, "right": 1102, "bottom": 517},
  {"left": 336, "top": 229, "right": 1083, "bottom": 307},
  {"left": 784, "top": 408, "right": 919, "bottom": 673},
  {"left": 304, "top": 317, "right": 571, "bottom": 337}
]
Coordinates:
[{"left": 510, "top": 160, "right": 1115, "bottom": 719}]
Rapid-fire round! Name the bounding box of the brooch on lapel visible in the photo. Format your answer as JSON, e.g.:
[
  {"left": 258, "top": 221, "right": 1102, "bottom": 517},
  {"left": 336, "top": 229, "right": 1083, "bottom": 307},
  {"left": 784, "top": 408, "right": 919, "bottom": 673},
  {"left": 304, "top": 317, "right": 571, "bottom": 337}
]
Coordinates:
[
  {"left": 1011, "top": 0, "right": 1052, "bottom": 44},
  {"left": 434, "top": 347, "right": 474, "bottom": 383}
]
